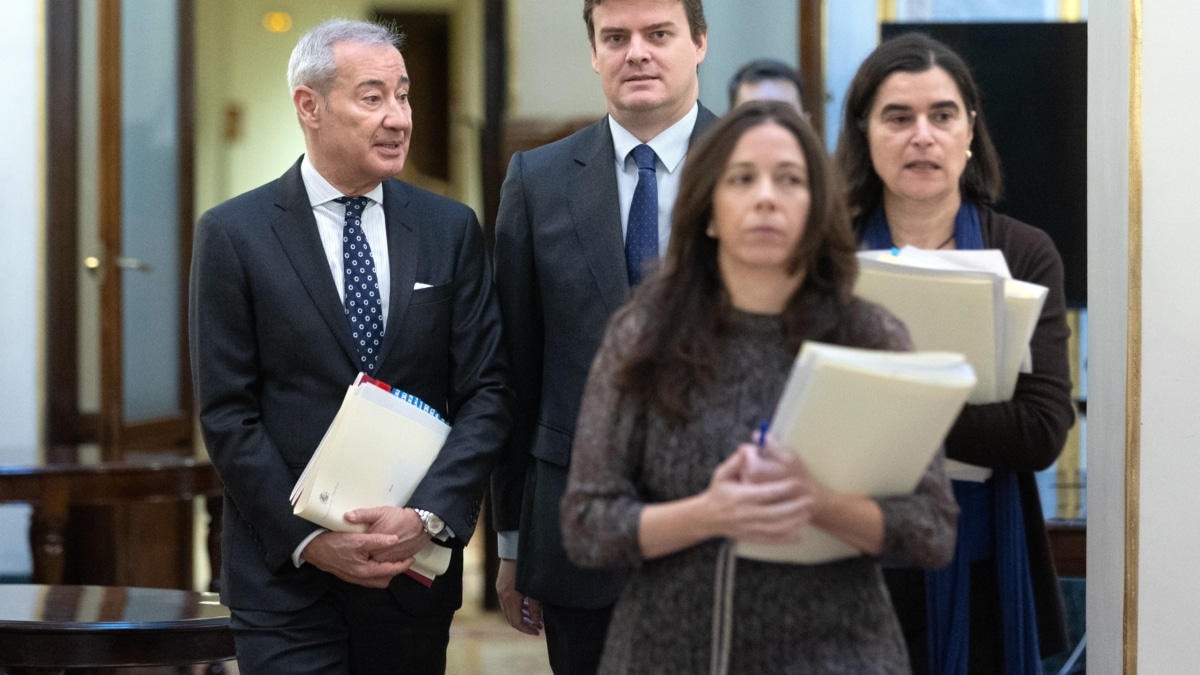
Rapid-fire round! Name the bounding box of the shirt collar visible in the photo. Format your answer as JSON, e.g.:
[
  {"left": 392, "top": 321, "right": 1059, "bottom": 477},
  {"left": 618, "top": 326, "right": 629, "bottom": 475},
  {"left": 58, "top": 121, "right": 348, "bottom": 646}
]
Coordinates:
[
  {"left": 607, "top": 102, "right": 699, "bottom": 174},
  {"left": 300, "top": 155, "right": 385, "bottom": 207}
]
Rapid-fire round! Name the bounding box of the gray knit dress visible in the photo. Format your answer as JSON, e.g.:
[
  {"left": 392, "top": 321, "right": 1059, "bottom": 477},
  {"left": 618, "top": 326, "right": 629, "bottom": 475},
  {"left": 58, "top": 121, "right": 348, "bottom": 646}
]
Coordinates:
[{"left": 561, "top": 299, "right": 958, "bottom": 675}]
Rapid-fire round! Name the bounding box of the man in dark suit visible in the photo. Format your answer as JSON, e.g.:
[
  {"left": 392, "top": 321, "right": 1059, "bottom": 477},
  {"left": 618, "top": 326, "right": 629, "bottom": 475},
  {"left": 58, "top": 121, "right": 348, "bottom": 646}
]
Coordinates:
[
  {"left": 189, "top": 18, "right": 510, "bottom": 674},
  {"left": 489, "top": 1, "right": 715, "bottom": 672}
]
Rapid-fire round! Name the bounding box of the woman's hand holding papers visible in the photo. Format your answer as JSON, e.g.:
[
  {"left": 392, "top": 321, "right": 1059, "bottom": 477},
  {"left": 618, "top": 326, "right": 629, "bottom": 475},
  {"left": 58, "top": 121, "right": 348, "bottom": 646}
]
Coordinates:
[
  {"left": 720, "top": 443, "right": 818, "bottom": 545},
  {"left": 637, "top": 443, "right": 815, "bottom": 560},
  {"left": 747, "top": 435, "right": 886, "bottom": 556},
  {"left": 743, "top": 435, "right": 830, "bottom": 522}
]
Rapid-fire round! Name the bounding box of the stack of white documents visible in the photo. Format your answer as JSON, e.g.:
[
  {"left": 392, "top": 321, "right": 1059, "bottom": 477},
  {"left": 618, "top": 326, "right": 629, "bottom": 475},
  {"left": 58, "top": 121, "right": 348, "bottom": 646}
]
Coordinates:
[
  {"left": 737, "top": 342, "right": 976, "bottom": 565},
  {"left": 853, "top": 247, "right": 1049, "bottom": 481},
  {"left": 290, "top": 373, "right": 452, "bottom": 585}
]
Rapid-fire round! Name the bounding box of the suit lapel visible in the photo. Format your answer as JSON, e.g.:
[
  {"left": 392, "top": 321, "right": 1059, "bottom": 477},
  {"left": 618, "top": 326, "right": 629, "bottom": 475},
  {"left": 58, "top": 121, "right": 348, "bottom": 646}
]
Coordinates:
[
  {"left": 568, "top": 119, "right": 630, "bottom": 314},
  {"left": 692, "top": 103, "right": 718, "bottom": 143},
  {"left": 377, "top": 179, "right": 417, "bottom": 366},
  {"left": 269, "top": 160, "right": 360, "bottom": 367},
  {"left": 568, "top": 105, "right": 718, "bottom": 314}
]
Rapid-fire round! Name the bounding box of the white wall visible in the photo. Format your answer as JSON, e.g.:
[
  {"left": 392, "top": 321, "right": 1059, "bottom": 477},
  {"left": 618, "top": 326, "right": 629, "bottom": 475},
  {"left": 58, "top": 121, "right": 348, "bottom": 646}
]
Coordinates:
[
  {"left": 1135, "top": 0, "right": 1200, "bottom": 669},
  {"left": 1086, "top": 0, "right": 1130, "bottom": 669},
  {"left": 0, "top": 0, "right": 42, "bottom": 576},
  {"left": 1090, "top": 0, "right": 1200, "bottom": 671}
]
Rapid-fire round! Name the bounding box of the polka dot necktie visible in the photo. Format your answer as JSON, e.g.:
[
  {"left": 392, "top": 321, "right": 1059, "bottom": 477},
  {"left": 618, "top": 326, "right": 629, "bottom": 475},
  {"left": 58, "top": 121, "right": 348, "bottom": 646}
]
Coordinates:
[
  {"left": 335, "top": 196, "right": 383, "bottom": 373},
  {"left": 625, "top": 144, "right": 659, "bottom": 286}
]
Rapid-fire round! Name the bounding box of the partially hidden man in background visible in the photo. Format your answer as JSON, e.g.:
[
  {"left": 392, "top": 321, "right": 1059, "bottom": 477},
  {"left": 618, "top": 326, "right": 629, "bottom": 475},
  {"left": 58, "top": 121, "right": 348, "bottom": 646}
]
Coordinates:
[
  {"left": 488, "top": 0, "right": 716, "bottom": 672},
  {"left": 189, "top": 19, "right": 511, "bottom": 675},
  {"left": 727, "top": 57, "right": 807, "bottom": 116}
]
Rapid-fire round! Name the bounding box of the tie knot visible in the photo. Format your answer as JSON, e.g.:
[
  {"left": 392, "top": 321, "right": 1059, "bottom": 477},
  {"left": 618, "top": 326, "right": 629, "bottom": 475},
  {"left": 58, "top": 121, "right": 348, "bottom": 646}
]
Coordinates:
[
  {"left": 630, "top": 144, "right": 657, "bottom": 172},
  {"left": 334, "top": 196, "right": 371, "bottom": 223}
]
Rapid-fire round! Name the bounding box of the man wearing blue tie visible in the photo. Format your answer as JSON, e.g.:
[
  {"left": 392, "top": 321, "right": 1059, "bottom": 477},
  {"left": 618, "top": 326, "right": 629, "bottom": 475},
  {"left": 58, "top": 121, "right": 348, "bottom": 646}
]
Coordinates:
[
  {"left": 190, "top": 18, "right": 510, "bottom": 674},
  {"left": 489, "top": 1, "right": 716, "bottom": 672}
]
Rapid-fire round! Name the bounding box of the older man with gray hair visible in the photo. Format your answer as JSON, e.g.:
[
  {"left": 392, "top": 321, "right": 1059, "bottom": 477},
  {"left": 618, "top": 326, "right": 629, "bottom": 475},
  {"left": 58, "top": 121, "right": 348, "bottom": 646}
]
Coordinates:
[{"left": 190, "top": 18, "right": 510, "bottom": 674}]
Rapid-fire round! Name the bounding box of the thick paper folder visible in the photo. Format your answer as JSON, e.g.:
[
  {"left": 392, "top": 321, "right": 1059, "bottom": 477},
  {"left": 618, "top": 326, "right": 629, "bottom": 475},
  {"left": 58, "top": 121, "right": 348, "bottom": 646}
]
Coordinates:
[
  {"left": 854, "top": 248, "right": 1048, "bottom": 405},
  {"left": 736, "top": 342, "right": 975, "bottom": 565},
  {"left": 290, "top": 374, "right": 452, "bottom": 583}
]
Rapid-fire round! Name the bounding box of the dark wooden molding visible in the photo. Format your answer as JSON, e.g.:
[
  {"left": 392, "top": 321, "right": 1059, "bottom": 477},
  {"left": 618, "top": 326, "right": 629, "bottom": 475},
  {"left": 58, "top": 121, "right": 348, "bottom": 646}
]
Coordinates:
[
  {"left": 97, "top": 0, "right": 125, "bottom": 457},
  {"left": 799, "top": 0, "right": 824, "bottom": 138},
  {"left": 45, "top": 0, "right": 82, "bottom": 449},
  {"left": 480, "top": 0, "right": 507, "bottom": 610},
  {"left": 504, "top": 117, "right": 599, "bottom": 161},
  {"left": 480, "top": 0, "right": 507, "bottom": 251},
  {"left": 1046, "top": 517, "right": 1086, "bottom": 578},
  {"left": 120, "top": 419, "right": 194, "bottom": 453},
  {"left": 177, "top": 0, "right": 197, "bottom": 433}
]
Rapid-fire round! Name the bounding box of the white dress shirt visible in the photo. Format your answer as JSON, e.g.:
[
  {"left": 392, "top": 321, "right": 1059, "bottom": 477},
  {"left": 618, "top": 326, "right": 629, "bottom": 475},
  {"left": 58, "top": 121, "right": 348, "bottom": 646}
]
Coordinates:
[
  {"left": 608, "top": 102, "right": 699, "bottom": 257},
  {"left": 301, "top": 155, "right": 392, "bottom": 329}
]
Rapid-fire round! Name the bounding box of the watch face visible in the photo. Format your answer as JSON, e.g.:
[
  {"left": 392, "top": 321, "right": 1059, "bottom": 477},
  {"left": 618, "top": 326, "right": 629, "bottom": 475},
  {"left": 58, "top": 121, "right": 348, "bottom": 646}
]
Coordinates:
[{"left": 424, "top": 513, "right": 445, "bottom": 535}]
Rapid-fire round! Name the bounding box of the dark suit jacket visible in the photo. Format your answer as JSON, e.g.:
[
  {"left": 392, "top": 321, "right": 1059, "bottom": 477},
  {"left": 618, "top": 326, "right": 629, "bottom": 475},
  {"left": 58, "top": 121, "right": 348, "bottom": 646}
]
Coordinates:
[
  {"left": 490, "top": 105, "right": 718, "bottom": 608},
  {"left": 189, "top": 158, "right": 511, "bottom": 617}
]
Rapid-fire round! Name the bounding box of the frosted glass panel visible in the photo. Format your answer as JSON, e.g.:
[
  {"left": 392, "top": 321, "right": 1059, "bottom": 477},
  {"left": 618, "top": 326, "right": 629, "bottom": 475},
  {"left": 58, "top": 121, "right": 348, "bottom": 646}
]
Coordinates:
[
  {"left": 895, "top": 0, "right": 1056, "bottom": 20},
  {"left": 696, "top": 0, "right": 798, "bottom": 115},
  {"left": 121, "top": 0, "right": 180, "bottom": 422},
  {"left": 825, "top": 1, "right": 879, "bottom": 150}
]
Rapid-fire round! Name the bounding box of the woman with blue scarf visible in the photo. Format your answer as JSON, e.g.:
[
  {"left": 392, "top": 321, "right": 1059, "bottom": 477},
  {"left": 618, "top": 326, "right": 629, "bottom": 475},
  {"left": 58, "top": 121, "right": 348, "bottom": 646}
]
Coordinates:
[{"left": 834, "top": 33, "right": 1076, "bottom": 674}]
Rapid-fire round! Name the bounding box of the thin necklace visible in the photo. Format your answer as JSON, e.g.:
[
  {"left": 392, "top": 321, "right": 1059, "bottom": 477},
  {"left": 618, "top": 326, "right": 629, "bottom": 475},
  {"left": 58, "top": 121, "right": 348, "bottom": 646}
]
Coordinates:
[{"left": 936, "top": 231, "right": 956, "bottom": 249}]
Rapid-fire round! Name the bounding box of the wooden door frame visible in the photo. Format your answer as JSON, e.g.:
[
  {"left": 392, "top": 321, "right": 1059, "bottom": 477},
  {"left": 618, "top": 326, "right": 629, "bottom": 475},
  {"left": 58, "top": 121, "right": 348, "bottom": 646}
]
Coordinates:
[
  {"left": 799, "top": 0, "right": 825, "bottom": 139},
  {"left": 46, "top": 0, "right": 86, "bottom": 456},
  {"left": 44, "top": 0, "right": 195, "bottom": 462}
]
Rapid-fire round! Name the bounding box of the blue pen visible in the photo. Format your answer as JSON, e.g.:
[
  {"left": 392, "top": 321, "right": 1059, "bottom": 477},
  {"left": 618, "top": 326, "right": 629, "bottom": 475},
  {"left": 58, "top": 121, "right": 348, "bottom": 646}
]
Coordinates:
[{"left": 756, "top": 418, "right": 770, "bottom": 455}]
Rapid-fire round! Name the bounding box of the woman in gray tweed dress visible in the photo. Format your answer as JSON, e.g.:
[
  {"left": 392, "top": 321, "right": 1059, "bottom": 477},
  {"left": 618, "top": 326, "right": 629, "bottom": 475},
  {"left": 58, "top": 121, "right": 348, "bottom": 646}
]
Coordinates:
[{"left": 560, "top": 101, "right": 958, "bottom": 675}]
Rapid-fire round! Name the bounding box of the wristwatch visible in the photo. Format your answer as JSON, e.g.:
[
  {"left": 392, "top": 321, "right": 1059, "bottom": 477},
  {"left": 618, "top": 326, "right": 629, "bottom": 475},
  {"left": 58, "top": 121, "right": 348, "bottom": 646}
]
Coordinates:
[{"left": 414, "top": 508, "right": 445, "bottom": 537}]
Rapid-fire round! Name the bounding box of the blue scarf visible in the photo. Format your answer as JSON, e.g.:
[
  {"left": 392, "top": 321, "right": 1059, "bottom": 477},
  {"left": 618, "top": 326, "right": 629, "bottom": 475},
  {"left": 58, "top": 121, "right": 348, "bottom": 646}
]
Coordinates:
[{"left": 863, "top": 204, "right": 1042, "bottom": 675}]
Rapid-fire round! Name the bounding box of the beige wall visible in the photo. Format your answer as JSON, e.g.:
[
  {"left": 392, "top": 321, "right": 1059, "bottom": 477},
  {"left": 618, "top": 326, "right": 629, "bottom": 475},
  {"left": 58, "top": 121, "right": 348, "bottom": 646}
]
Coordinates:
[
  {"left": 508, "top": 0, "right": 606, "bottom": 118},
  {"left": 195, "top": 0, "right": 483, "bottom": 216}
]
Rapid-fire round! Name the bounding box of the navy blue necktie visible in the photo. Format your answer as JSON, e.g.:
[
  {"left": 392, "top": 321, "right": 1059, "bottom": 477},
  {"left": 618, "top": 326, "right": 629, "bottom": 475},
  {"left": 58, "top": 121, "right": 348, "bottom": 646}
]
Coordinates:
[
  {"left": 335, "top": 196, "right": 383, "bottom": 373},
  {"left": 625, "top": 144, "right": 659, "bottom": 286}
]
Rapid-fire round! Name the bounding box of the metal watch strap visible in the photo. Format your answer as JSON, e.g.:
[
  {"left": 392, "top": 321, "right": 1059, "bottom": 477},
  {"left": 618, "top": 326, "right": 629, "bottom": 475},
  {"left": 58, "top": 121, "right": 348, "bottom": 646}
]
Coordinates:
[{"left": 414, "top": 508, "right": 442, "bottom": 536}]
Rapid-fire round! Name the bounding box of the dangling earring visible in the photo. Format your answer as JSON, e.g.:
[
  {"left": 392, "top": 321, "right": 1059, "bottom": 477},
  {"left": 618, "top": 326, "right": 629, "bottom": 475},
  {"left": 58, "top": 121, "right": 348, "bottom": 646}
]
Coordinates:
[{"left": 966, "top": 149, "right": 973, "bottom": 160}]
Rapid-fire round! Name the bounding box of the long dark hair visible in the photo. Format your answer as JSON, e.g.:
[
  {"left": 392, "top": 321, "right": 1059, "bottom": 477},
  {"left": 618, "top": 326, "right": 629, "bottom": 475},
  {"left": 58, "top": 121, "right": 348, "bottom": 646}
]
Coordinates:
[
  {"left": 834, "top": 32, "right": 1003, "bottom": 219},
  {"left": 615, "top": 101, "right": 858, "bottom": 424}
]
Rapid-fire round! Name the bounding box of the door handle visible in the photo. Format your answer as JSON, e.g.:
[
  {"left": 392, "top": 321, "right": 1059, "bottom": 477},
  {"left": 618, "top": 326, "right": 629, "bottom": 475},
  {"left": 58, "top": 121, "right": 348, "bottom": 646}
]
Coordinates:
[
  {"left": 83, "top": 255, "right": 152, "bottom": 276},
  {"left": 116, "top": 257, "right": 152, "bottom": 272}
]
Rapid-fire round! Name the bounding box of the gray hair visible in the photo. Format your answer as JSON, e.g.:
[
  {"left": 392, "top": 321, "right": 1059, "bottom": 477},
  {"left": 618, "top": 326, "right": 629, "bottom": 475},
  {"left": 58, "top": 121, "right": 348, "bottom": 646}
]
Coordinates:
[{"left": 286, "top": 19, "right": 403, "bottom": 95}]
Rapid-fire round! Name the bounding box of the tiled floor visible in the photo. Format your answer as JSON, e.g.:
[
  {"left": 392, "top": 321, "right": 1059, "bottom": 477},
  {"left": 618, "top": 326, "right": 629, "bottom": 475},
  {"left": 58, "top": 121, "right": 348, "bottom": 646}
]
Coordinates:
[
  {"left": 446, "top": 609, "right": 554, "bottom": 675},
  {"left": 448, "top": 534, "right": 553, "bottom": 675}
]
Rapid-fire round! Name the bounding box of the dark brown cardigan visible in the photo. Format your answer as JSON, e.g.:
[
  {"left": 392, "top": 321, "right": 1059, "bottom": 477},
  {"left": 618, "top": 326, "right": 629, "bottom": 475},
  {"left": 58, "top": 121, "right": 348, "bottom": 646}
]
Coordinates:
[{"left": 866, "top": 205, "right": 1075, "bottom": 661}]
